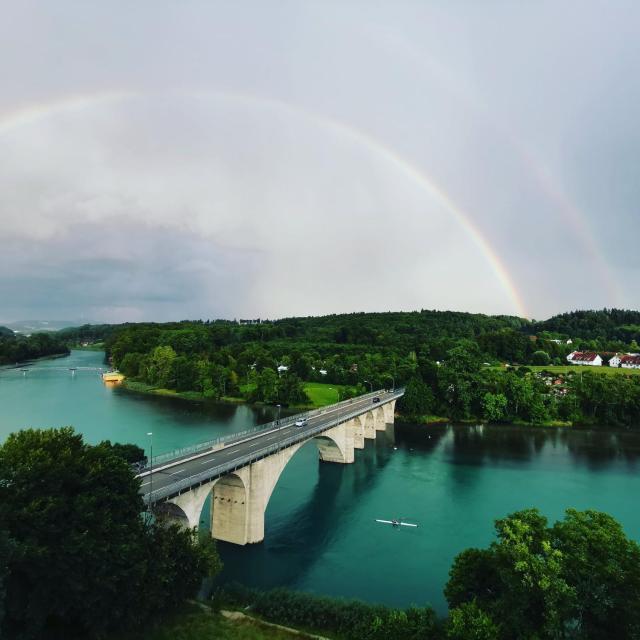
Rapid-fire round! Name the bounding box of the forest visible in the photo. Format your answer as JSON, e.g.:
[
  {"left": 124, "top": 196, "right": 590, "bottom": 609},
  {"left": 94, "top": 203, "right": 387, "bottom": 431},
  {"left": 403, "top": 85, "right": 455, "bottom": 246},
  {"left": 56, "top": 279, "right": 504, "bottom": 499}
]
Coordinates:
[
  {"left": 89, "top": 309, "right": 640, "bottom": 428},
  {"left": 0, "top": 329, "right": 69, "bottom": 365}
]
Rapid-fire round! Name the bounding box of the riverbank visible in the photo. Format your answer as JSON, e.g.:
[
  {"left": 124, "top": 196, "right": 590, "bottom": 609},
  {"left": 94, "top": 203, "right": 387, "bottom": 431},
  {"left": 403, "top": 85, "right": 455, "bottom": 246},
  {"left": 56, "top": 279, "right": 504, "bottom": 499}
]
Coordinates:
[
  {"left": 120, "top": 379, "right": 346, "bottom": 410},
  {"left": 120, "top": 381, "right": 584, "bottom": 430},
  {"left": 397, "top": 413, "right": 580, "bottom": 429},
  {"left": 0, "top": 350, "right": 70, "bottom": 368}
]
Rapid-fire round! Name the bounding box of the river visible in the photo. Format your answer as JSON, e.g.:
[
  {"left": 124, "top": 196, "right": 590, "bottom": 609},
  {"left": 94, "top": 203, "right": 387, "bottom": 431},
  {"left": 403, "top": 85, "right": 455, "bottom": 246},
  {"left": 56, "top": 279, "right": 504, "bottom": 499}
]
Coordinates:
[{"left": 2, "top": 350, "right": 639, "bottom": 614}]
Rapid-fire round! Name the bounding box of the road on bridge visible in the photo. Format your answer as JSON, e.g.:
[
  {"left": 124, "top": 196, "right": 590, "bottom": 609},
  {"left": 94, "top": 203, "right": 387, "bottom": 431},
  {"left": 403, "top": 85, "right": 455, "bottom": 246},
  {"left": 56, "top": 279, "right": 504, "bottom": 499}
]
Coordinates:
[{"left": 138, "top": 389, "right": 401, "bottom": 505}]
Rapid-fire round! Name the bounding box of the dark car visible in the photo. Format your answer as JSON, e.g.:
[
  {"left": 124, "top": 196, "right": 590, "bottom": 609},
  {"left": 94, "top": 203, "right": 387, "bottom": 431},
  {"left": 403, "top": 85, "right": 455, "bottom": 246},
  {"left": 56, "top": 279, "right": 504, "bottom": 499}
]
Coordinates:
[{"left": 372, "top": 396, "right": 380, "bottom": 403}]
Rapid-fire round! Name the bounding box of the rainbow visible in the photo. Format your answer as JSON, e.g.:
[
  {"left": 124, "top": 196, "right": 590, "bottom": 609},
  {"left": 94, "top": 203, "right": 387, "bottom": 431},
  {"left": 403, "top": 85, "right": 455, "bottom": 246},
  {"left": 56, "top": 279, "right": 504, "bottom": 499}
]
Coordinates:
[
  {"left": 362, "top": 29, "right": 622, "bottom": 306},
  {"left": 0, "top": 89, "right": 528, "bottom": 317}
]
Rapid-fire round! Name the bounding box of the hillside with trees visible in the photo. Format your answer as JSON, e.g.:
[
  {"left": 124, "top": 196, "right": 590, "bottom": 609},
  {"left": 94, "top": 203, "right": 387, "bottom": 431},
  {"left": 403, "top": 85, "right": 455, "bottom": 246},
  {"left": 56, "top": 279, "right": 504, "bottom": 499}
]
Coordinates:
[
  {"left": 0, "top": 331, "right": 69, "bottom": 365},
  {"left": 532, "top": 309, "right": 640, "bottom": 348}
]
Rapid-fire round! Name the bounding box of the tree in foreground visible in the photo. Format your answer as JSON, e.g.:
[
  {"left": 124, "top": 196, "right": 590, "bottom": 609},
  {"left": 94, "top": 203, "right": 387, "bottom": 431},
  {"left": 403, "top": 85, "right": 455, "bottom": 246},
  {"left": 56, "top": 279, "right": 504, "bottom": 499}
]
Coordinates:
[
  {"left": 0, "top": 427, "right": 221, "bottom": 640},
  {"left": 445, "top": 508, "right": 640, "bottom": 640}
]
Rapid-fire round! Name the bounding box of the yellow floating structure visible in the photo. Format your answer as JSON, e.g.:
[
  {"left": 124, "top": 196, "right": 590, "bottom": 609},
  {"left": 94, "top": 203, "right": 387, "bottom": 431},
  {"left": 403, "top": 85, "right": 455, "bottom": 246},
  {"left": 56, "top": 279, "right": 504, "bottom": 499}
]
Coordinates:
[{"left": 102, "top": 371, "right": 125, "bottom": 383}]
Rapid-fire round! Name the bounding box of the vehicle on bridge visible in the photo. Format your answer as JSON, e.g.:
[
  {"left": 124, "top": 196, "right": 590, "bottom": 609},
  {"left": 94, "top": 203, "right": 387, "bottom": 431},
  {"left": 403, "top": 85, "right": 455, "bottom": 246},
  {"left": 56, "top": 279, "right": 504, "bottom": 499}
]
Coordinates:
[
  {"left": 372, "top": 396, "right": 380, "bottom": 403},
  {"left": 295, "top": 418, "right": 308, "bottom": 427}
]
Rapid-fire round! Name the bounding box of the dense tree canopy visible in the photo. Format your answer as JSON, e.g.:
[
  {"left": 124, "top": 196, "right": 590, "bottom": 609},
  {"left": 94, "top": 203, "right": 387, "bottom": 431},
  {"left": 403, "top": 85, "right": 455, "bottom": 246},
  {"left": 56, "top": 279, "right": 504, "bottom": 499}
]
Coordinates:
[
  {"left": 0, "top": 332, "right": 69, "bottom": 365},
  {"left": 445, "top": 508, "right": 640, "bottom": 640},
  {"left": 0, "top": 427, "right": 220, "bottom": 639},
  {"left": 533, "top": 309, "right": 640, "bottom": 344}
]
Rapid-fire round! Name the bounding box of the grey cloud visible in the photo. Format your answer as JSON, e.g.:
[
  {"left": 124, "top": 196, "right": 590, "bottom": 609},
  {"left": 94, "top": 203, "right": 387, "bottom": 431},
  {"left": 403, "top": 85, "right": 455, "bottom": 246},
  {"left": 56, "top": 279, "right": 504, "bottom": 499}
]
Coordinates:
[
  {"left": 0, "top": 224, "right": 264, "bottom": 323},
  {"left": 0, "top": 1, "right": 639, "bottom": 320}
]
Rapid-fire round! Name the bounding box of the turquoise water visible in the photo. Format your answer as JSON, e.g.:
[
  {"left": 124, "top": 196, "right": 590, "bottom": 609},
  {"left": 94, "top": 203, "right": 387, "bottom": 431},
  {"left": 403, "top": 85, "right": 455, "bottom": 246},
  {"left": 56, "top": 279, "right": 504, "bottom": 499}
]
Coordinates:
[{"left": 2, "top": 350, "right": 639, "bottom": 614}]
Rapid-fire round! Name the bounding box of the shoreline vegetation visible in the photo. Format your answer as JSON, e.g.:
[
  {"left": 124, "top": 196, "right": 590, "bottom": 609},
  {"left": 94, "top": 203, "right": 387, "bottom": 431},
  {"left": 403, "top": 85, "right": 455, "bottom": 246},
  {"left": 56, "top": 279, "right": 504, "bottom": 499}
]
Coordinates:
[
  {"left": 0, "top": 327, "right": 70, "bottom": 366},
  {"left": 119, "top": 379, "right": 347, "bottom": 411},
  {"left": 0, "top": 351, "right": 70, "bottom": 369},
  {"left": 121, "top": 377, "right": 622, "bottom": 432}
]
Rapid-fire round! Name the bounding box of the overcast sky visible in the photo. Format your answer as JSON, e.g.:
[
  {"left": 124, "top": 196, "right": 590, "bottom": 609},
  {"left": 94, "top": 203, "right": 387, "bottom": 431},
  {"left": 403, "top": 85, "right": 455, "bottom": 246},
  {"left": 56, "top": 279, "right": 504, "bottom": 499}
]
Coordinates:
[{"left": 1, "top": 1, "right": 638, "bottom": 323}]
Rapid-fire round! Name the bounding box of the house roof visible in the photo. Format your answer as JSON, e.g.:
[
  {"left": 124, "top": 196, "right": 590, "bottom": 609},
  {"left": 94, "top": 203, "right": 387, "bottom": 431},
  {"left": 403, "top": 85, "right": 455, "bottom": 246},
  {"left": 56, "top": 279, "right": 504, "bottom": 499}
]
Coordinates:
[
  {"left": 569, "top": 351, "right": 599, "bottom": 362},
  {"left": 620, "top": 355, "right": 640, "bottom": 366}
]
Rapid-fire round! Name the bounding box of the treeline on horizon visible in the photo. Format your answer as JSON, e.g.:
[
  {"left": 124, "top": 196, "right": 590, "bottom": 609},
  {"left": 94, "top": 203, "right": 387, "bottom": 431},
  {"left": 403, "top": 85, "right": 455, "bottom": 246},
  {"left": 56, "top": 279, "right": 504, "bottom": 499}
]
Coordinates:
[{"left": 0, "top": 328, "right": 69, "bottom": 366}]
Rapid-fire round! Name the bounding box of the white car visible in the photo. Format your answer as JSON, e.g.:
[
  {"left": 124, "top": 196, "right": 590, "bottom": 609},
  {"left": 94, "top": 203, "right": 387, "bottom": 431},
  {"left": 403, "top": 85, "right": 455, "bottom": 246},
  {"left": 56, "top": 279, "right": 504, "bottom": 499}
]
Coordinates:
[{"left": 295, "top": 418, "right": 308, "bottom": 427}]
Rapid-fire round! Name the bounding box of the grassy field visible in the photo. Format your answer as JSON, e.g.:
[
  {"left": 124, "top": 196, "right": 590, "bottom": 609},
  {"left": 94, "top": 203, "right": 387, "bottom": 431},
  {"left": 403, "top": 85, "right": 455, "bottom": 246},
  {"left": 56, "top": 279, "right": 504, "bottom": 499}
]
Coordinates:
[
  {"left": 238, "top": 381, "right": 344, "bottom": 408},
  {"left": 114, "top": 604, "right": 320, "bottom": 640},
  {"left": 123, "top": 380, "right": 345, "bottom": 409},
  {"left": 523, "top": 365, "right": 640, "bottom": 376},
  {"left": 122, "top": 380, "right": 208, "bottom": 402},
  {"left": 302, "top": 382, "right": 343, "bottom": 407}
]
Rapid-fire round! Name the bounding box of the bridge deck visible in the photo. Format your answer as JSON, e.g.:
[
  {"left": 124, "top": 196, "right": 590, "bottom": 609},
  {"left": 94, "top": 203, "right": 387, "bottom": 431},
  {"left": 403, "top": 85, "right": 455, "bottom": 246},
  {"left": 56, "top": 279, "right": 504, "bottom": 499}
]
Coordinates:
[{"left": 138, "top": 389, "right": 403, "bottom": 505}]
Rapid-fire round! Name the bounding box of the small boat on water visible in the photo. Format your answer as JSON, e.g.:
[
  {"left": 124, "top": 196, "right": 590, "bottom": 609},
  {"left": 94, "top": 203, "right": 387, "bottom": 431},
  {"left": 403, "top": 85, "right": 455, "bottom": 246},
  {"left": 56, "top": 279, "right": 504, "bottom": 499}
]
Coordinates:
[
  {"left": 375, "top": 518, "right": 418, "bottom": 528},
  {"left": 102, "top": 371, "right": 125, "bottom": 383}
]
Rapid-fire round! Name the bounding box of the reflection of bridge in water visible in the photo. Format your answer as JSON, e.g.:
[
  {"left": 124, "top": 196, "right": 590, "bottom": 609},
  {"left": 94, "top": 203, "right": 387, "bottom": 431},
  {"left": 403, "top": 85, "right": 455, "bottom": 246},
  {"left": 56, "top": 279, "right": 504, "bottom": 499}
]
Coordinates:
[{"left": 138, "top": 389, "right": 404, "bottom": 546}]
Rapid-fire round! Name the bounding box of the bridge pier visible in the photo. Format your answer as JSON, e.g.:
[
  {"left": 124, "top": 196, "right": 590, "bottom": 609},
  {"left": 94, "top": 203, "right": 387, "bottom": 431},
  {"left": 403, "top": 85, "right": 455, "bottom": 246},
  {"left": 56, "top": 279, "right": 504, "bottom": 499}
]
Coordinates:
[
  {"left": 383, "top": 400, "right": 397, "bottom": 425},
  {"left": 351, "top": 416, "right": 365, "bottom": 449},
  {"left": 364, "top": 411, "right": 376, "bottom": 439},
  {"left": 211, "top": 421, "right": 354, "bottom": 545}
]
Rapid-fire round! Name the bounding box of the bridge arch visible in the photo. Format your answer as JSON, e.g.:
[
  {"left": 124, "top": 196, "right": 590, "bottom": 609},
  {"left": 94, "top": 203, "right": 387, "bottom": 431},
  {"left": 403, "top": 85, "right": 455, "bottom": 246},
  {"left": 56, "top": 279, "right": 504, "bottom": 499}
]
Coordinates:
[
  {"left": 154, "top": 501, "right": 190, "bottom": 529},
  {"left": 209, "top": 422, "right": 354, "bottom": 545},
  {"left": 147, "top": 394, "right": 402, "bottom": 546},
  {"left": 165, "top": 480, "right": 217, "bottom": 529}
]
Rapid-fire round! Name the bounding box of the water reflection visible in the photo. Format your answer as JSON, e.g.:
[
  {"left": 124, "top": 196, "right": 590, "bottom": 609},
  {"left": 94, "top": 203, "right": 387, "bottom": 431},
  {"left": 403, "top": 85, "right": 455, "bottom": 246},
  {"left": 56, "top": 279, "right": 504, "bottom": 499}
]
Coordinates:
[
  {"left": 394, "top": 422, "right": 448, "bottom": 453},
  {"left": 217, "top": 432, "right": 397, "bottom": 589},
  {"left": 559, "top": 429, "right": 640, "bottom": 468},
  {"left": 398, "top": 422, "right": 640, "bottom": 470}
]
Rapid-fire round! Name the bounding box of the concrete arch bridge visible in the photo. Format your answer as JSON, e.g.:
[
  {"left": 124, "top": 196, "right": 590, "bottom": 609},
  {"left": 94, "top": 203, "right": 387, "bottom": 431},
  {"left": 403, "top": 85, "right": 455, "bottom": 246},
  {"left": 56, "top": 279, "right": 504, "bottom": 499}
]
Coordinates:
[{"left": 138, "top": 389, "right": 403, "bottom": 545}]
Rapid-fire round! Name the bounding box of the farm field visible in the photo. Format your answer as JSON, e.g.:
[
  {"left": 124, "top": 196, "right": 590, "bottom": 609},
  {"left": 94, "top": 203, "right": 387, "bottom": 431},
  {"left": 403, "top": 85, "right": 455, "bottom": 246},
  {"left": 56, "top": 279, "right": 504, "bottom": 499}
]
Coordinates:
[{"left": 492, "top": 364, "right": 640, "bottom": 376}]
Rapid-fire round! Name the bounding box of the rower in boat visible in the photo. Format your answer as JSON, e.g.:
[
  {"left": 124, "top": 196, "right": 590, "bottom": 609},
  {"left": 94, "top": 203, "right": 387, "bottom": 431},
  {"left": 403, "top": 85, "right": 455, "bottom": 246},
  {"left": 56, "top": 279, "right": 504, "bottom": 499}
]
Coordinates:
[{"left": 375, "top": 518, "right": 418, "bottom": 528}]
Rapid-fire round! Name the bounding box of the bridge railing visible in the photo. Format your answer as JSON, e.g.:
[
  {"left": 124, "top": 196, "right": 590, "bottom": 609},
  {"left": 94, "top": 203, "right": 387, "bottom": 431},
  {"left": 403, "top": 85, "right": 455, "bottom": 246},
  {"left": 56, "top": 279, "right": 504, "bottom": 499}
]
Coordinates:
[
  {"left": 146, "top": 388, "right": 390, "bottom": 468},
  {"left": 143, "top": 388, "right": 404, "bottom": 505}
]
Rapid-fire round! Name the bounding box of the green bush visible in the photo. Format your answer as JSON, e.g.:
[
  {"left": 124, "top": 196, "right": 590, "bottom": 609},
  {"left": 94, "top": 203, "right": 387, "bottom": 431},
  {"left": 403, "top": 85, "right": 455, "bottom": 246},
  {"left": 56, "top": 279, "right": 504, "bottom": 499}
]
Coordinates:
[{"left": 216, "top": 585, "right": 442, "bottom": 640}]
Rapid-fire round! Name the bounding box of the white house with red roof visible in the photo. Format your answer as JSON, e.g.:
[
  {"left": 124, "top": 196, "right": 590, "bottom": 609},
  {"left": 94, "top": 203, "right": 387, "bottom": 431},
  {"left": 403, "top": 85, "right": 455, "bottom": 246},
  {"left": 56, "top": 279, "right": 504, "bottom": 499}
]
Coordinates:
[
  {"left": 610, "top": 354, "right": 640, "bottom": 369},
  {"left": 566, "top": 351, "right": 602, "bottom": 366}
]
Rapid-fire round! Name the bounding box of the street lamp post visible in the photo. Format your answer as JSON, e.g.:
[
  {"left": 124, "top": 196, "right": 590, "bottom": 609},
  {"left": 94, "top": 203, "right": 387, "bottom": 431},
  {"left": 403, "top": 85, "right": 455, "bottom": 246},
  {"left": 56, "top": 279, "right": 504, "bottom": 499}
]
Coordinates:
[
  {"left": 390, "top": 375, "right": 395, "bottom": 392},
  {"left": 276, "top": 404, "right": 282, "bottom": 452},
  {"left": 364, "top": 379, "right": 373, "bottom": 393},
  {"left": 147, "top": 431, "right": 153, "bottom": 515}
]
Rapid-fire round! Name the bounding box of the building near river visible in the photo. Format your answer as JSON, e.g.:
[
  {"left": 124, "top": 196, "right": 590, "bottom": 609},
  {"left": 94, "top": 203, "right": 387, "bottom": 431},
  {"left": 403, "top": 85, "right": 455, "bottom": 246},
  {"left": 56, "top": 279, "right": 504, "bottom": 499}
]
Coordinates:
[
  {"left": 566, "top": 351, "right": 602, "bottom": 366},
  {"left": 610, "top": 354, "right": 640, "bottom": 369}
]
